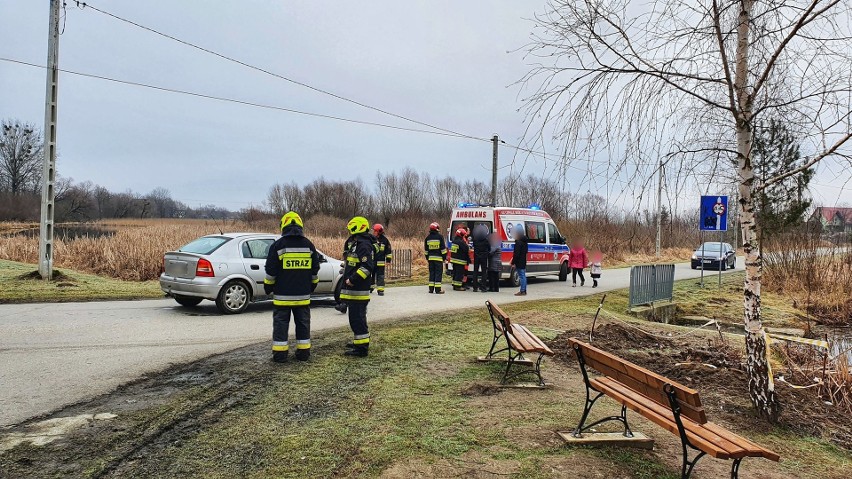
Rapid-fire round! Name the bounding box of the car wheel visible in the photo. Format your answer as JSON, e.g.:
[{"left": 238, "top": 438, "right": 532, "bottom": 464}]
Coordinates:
[
  {"left": 507, "top": 268, "right": 520, "bottom": 287},
  {"left": 558, "top": 262, "right": 568, "bottom": 282},
  {"left": 721, "top": 261, "right": 728, "bottom": 271},
  {"left": 730, "top": 259, "right": 736, "bottom": 269},
  {"left": 216, "top": 280, "right": 250, "bottom": 314},
  {"left": 174, "top": 295, "right": 202, "bottom": 307}
]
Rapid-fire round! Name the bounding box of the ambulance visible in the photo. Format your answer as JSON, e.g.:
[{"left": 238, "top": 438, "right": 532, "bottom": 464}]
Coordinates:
[{"left": 447, "top": 203, "right": 571, "bottom": 286}]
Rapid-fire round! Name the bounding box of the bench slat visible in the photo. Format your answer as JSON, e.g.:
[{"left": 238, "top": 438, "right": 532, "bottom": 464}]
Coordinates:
[
  {"left": 514, "top": 325, "right": 555, "bottom": 356},
  {"left": 594, "top": 377, "right": 778, "bottom": 461},
  {"left": 569, "top": 338, "right": 707, "bottom": 424},
  {"left": 509, "top": 327, "right": 542, "bottom": 354},
  {"left": 591, "top": 377, "right": 732, "bottom": 459},
  {"left": 595, "top": 377, "right": 744, "bottom": 457},
  {"left": 701, "top": 422, "right": 780, "bottom": 462}
]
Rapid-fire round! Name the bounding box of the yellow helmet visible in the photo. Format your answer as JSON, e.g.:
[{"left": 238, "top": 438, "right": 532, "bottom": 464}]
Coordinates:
[
  {"left": 280, "top": 211, "right": 304, "bottom": 229},
  {"left": 347, "top": 216, "right": 370, "bottom": 234}
]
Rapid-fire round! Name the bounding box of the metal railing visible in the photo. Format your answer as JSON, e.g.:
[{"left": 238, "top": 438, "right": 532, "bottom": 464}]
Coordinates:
[
  {"left": 386, "top": 249, "right": 412, "bottom": 279},
  {"left": 628, "top": 264, "right": 675, "bottom": 308}
]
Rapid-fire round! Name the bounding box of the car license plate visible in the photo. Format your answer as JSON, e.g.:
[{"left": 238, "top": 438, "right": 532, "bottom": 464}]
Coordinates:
[{"left": 702, "top": 260, "right": 712, "bottom": 263}]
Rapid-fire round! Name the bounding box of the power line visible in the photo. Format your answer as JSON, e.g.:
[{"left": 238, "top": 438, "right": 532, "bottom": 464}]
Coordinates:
[
  {"left": 0, "top": 57, "right": 483, "bottom": 140},
  {"left": 76, "top": 1, "right": 488, "bottom": 142},
  {"left": 64, "top": 2, "right": 642, "bottom": 175}
]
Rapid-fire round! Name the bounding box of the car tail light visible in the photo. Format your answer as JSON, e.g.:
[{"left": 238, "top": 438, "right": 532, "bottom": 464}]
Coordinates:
[
  {"left": 160, "top": 256, "right": 165, "bottom": 275},
  {"left": 196, "top": 258, "right": 215, "bottom": 277}
]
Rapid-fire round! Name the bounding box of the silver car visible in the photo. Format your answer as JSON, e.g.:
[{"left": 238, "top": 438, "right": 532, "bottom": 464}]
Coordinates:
[{"left": 159, "top": 233, "right": 343, "bottom": 314}]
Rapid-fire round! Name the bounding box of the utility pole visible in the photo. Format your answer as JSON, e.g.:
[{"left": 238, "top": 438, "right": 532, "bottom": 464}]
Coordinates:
[
  {"left": 39, "top": 0, "right": 61, "bottom": 280},
  {"left": 491, "top": 135, "right": 498, "bottom": 206},
  {"left": 655, "top": 158, "right": 663, "bottom": 259}
]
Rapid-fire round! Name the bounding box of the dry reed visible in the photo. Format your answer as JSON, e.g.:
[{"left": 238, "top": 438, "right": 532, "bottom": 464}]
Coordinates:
[{"left": 0, "top": 219, "right": 426, "bottom": 281}]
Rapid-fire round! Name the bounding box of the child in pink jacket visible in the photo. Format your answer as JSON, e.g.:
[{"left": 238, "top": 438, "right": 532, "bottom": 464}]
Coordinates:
[{"left": 568, "top": 241, "right": 588, "bottom": 287}]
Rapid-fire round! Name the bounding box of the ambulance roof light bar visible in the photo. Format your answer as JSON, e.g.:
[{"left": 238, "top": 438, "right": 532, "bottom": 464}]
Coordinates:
[{"left": 457, "top": 202, "right": 494, "bottom": 208}]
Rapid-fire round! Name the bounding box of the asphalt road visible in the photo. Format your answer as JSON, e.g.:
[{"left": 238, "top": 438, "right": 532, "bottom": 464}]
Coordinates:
[{"left": 0, "top": 260, "right": 738, "bottom": 426}]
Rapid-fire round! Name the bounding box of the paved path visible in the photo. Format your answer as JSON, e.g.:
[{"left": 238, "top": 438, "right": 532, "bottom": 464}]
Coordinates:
[{"left": 0, "top": 261, "right": 738, "bottom": 426}]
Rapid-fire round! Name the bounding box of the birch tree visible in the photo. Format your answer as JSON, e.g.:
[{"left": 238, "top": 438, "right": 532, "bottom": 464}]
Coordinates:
[{"left": 521, "top": 0, "right": 852, "bottom": 420}]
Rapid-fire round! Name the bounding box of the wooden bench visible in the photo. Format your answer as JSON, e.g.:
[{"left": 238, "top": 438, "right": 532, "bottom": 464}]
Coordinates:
[
  {"left": 567, "top": 338, "right": 779, "bottom": 479},
  {"left": 482, "top": 301, "right": 555, "bottom": 386}
]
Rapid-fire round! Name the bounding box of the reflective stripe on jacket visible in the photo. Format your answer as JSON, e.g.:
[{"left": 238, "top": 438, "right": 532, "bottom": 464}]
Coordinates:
[
  {"left": 264, "top": 226, "right": 322, "bottom": 306},
  {"left": 424, "top": 231, "right": 447, "bottom": 262},
  {"left": 341, "top": 233, "right": 374, "bottom": 302},
  {"left": 450, "top": 236, "right": 469, "bottom": 265},
  {"left": 374, "top": 234, "right": 392, "bottom": 266}
]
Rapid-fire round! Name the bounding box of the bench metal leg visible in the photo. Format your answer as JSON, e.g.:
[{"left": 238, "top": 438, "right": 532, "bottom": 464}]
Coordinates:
[
  {"left": 730, "top": 458, "right": 742, "bottom": 479},
  {"left": 680, "top": 450, "right": 706, "bottom": 479},
  {"left": 665, "top": 383, "right": 707, "bottom": 479},
  {"left": 573, "top": 399, "right": 634, "bottom": 438},
  {"left": 572, "top": 346, "right": 633, "bottom": 438},
  {"left": 501, "top": 351, "right": 547, "bottom": 386},
  {"left": 484, "top": 301, "right": 508, "bottom": 360},
  {"left": 486, "top": 332, "right": 508, "bottom": 359}
]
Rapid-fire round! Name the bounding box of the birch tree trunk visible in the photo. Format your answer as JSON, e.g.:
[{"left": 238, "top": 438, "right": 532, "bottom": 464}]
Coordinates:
[{"left": 734, "top": 0, "right": 780, "bottom": 422}]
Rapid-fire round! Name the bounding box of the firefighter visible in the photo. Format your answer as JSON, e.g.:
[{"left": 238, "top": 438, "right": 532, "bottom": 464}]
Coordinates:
[
  {"left": 340, "top": 216, "right": 375, "bottom": 357},
  {"left": 450, "top": 228, "right": 470, "bottom": 291},
  {"left": 372, "top": 224, "right": 392, "bottom": 296},
  {"left": 424, "top": 222, "right": 447, "bottom": 294},
  {"left": 264, "top": 211, "right": 321, "bottom": 363}
]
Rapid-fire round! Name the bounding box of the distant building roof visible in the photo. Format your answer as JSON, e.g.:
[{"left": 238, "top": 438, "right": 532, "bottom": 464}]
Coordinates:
[{"left": 813, "top": 207, "right": 852, "bottom": 224}]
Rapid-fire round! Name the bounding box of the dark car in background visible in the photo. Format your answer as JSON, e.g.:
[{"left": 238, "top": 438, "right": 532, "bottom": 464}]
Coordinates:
[{"left": 691, "top": 242, "right": 736, "bottom": 270}]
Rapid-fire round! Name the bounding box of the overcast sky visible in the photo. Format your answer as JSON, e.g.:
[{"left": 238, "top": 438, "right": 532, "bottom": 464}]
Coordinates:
[{"left": 1, "top": 0, "right": 850, "bottom": 210}]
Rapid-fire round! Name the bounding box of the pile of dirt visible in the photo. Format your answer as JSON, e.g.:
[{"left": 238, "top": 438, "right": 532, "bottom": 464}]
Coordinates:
[
  {"left": 15, "top": 270, "right": 72, "bottom": 282},
  {"left": 550, "top": 323, "right": 852, "bottom": 450}
]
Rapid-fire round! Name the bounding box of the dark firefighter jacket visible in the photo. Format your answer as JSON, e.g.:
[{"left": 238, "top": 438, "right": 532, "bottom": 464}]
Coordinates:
[
  {"left": 424, "top": 231, "right": 447, "bottom": 262},
  {"left": 264, "top": 225, "right": 321, "bottom": 307},
  {"left": 374, "top": 234, "right": 392, "bottom": 267},
  {"left": 341, "top": 232, "right": 375, "bottom": 302},
  {"left": 450, "top": 236, "right": 469, "bottom": 266}
]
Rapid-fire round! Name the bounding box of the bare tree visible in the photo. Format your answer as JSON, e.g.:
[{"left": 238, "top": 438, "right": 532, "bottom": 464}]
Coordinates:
[
  {"left": 0, "top": 120, "right": 43, "bottom": 195},
  {"left": 521, "top": 0, "right": 852, "bottom": 420}
]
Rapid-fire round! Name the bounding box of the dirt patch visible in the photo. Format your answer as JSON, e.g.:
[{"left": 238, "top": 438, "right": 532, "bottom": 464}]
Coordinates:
[
  {"left": 15, "top": 270, "right": 72, "bottom": 282},
  {"left": 419, "top": 358, "right": 462, "bottom": 378},
  {"left": 459, "top": 383, "right": 501, "bottom": 397},
  {"left": 551, "top": 323, "right": 852, "bottom": 450},
  {"left": 380, "top": 453, "right": 523, "bottom": 478}
]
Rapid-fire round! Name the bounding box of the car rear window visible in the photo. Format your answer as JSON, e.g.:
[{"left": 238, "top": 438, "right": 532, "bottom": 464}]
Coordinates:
[{"left": 180, "top": 236, "right": 231, "bottom": 255}]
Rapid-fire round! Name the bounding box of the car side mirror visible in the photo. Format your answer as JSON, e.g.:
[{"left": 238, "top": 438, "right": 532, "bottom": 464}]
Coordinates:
[{"left": 319, "top": 256, "right": 328, "bottom": 264}]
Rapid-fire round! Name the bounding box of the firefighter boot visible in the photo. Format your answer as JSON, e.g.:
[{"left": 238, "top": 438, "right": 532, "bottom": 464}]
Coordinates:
[
  {"left": 435, "top": 287, "right": 444, "bottom": 294},
  {"left": 429, "top": 286, "right": 434, "bottom": 293},
  {"left": 295, "top": 349, "right": 310, "bottom": 361},
  {"left": 272, "top": 351, "right": 289, "bottom": 363},
  {"left": 344, "top": 344, "right": 369, "bottom": 357}
]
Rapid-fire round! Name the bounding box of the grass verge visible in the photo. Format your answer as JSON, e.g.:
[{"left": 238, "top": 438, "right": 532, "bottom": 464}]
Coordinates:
[{"left": 0, "top": 259, "right": 162, "bottom": 303}]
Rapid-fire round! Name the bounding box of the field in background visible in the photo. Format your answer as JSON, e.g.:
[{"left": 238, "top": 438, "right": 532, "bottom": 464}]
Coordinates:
[
  {"left": 0, "top": 219, "right": 426, "bottom": 281},
  {"left": 0, "top": 219, "right": 693, "bottom": 282}
]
